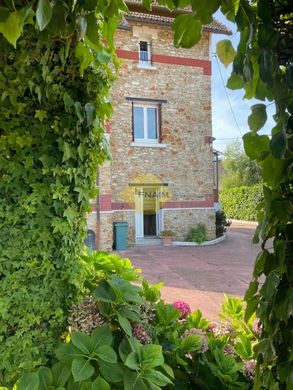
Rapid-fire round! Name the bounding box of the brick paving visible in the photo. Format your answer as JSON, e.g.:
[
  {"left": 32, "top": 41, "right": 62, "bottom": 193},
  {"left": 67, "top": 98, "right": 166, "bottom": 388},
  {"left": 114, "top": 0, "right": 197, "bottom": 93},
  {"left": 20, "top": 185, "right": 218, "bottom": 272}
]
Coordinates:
[{"left": 118, "top": 225, "right": 260, "bottom": 320}]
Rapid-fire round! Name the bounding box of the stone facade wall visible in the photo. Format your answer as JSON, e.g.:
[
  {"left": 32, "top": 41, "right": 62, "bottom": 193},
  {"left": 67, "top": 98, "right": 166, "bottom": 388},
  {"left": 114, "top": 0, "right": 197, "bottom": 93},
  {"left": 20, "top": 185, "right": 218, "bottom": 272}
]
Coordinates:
[
  {"left": 96, "top": 21, "right": 215, "bottom": 250},
  {"left": 163, "top": 208, "right": 215, "bottom": 241}
]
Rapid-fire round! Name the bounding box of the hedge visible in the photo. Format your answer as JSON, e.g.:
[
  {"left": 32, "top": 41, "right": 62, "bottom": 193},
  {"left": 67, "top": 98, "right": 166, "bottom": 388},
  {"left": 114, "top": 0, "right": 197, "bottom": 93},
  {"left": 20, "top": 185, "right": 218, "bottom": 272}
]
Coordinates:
[{"left": 219, "top": 185, "right": 263, "bottom": 221}]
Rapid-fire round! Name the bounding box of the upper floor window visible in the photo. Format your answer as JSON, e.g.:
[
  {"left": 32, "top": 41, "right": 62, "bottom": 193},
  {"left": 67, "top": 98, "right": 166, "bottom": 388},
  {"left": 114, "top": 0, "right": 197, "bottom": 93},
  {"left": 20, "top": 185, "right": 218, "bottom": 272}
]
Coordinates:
[
  {"left": 139, "top": 41, "right": 151, "bottom": 65},
  {"left": 133, "top": 104, "right": 158, "bottom": 143}
]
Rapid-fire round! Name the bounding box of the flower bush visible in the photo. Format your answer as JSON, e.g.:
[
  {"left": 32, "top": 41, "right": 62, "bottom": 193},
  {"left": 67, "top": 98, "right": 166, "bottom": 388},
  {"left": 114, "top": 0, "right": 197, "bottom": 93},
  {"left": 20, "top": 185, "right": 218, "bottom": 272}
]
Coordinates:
[
  {"left": 172, "top": 301, "right": 191, "bottom": 319},
  {"left": 7, "top": 251, "right": 259, "bottom": 390}
]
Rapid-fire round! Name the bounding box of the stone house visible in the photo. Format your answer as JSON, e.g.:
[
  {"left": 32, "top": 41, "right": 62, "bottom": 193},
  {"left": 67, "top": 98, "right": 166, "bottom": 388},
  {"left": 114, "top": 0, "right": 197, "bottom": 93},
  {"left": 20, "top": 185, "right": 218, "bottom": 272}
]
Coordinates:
[{"left": 86, "top": 2, "right": 230, "bottom": 251}]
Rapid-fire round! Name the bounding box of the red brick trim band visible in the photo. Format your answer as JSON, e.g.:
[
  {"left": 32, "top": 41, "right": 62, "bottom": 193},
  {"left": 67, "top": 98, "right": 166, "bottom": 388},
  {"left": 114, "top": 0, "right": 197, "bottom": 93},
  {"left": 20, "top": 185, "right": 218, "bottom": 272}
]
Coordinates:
[
  {"left": 116, "top": 49, "right": 211, "bottom": 75},
  {"left": 98, "top": 197, "right": 214, "bottom": 211}
]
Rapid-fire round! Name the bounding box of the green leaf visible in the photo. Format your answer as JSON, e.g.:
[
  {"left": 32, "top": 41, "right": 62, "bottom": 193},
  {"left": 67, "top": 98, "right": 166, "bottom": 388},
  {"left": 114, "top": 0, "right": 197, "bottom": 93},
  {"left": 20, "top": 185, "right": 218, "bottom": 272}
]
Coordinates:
[
  {"left": 248, "top": 104, "right": 267, "bottom": 132},
  {"left": 124, "top": 370, "right": 141, "bottom": 390},
  {"left": 256, "top": 338, "right": 276, "bottom": 362},
  {"left": 141, "top": 345, "right": 164, "bottom": 369},
  {"left": 95, "top": 345, "right": 117, "bottom": 363},
  {"left": 51, "top": 362, "right": 71, "bottom": 387},
  {"left": 243, "top": 132, "right": 269, "bottom": 160},
  {"left": 96, "top": 49, "right": 112, "bottom": 65},
  {"left": 14, "top": 373, "right": 39, "bottom": 390},
  {"left": 191, "top": 0, "right": 220, "bottom": 24},
  {"left": 245, "top": 295, "right": 258, "bottom": 322},
  {"left": 125, "top": 351, "right": 140, "bottom": 370},
  {"left": 259, "top": 49, "right": 274, "bottom": 86},
  {"left": 186, "top": 309, "right": 209, "bottom": 329},
  {"left": 38, "top": 367, "right": 53, "bottom": 389},
  {"left": 244, "top": 280, "right": 258, "bottom": 301},
  {"left": 91, "top": 326, "right": 113, "bottom": 351},
  {"left": 74, "top": 101, "right": 84, "bottom": 123},
  {"left": 226, "top": 72, "right": 244, "bottom": 90},
  {"left": 71, "top": 332, "right": 92, "bottom": 355},
  {"left": 271, "top": 199, "right": 293, "bottom": 222},
  {"left": 179, "top": 334, "right": 202, "bottom": 354},
  {"left": 55, "top": 342, "right": 82, "bottom": 362},
  {"left": 270, "top": 131, "right": 287, "bottom": 159},
  {"left": 75, "top": 42, "right": 94, "bottom": 75},
  {"left": 99, "top": 362, "right": 124, "bottom": 383},
  {"left": 260, "top": 271, "right": 280, "bottom": 301},
  {"left": 91, "top": 376, "right": 110, "bottom": 390},
  {"left": 86, "top": 13, "right": 100, "bottom": 47},
  {"left": 118, "top": 313, "right": 132, "bottom": 336},
  {"left": 36, "top": 0, "right": 52, "bottom": 31},
  {"left": 0, "top": 9, "right": 26, "bottom": 48},
  {"left": 71, "top": 358, "right": 94, "bottom": 382},
  {"left": 172, "top": 14, "right": 202, "bottom": 48},
  {"left": 235, "top": 335, "right": 253, "bottom": 359},
  {"left": 261, "top": 155, "right": 286, "bottom": 186},
  {"left": 144, "top": 369, "right": 172, "bottom": 387},
  {"left": 216, "top": 39, "right": 236, "bottom": 67},
  {"left": 93, "top": 283, "right": 115, "bottom": 303}
]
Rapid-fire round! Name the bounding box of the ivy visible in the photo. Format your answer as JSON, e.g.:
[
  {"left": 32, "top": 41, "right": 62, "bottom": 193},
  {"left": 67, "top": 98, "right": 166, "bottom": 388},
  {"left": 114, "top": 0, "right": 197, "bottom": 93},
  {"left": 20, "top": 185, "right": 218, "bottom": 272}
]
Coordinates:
[{"left": 0, "top": 0, "right": 121, "bottom": 386}]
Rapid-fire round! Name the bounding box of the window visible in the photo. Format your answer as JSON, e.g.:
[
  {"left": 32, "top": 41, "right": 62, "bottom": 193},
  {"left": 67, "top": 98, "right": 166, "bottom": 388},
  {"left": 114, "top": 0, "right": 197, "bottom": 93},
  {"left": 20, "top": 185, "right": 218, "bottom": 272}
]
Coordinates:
[
  {"left": 139, "top": 41, "right": 151, "bottom": 65},
  {"left": 133, "top": 104, "right": 159, "bottom": 143}
]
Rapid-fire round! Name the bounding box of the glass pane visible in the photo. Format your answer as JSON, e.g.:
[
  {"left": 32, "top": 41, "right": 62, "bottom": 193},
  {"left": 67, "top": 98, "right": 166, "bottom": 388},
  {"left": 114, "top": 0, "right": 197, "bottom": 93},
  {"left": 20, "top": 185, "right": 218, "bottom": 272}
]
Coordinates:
[
  {"left": 147, "top": 107, "right": 157, "bottom": 139},
  {"left": 134, "top": 107, "right": 144, "bottom": 139},
  {"left": 140, "top": 41, "right": 148, "bottom": 62}
]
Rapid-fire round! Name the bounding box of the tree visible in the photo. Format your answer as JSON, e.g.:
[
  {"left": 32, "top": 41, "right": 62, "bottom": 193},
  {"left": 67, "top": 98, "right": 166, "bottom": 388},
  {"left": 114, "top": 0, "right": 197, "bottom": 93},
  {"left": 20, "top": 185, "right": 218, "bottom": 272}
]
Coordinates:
[
  {"left": 0, "top": 0, "right": 292, "bottom": 388},
  {"left": 221, "top": 139, "right": 262, "bottom": 189}
]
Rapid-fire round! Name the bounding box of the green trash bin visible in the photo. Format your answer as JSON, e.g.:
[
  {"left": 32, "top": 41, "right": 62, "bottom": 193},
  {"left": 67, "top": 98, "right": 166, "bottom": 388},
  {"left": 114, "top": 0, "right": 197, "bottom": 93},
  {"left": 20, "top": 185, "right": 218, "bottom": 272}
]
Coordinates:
[{"left": 113, "top": 222, "right": 128, "bottom": 250}]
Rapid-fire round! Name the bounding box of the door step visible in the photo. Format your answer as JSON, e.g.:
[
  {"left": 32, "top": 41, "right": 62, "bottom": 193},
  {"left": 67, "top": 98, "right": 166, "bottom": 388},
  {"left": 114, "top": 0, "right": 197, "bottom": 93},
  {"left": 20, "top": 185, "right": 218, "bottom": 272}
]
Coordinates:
[{"left": 135, "top": 237, "right": 161, "bottom": 246}]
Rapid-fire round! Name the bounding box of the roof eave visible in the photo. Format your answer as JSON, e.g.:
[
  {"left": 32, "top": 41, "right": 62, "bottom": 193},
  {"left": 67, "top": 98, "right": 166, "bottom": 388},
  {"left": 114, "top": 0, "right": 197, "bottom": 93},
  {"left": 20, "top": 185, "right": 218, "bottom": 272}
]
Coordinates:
[{"left": 124, "top": 1, "right": 232, "bottom": 36}]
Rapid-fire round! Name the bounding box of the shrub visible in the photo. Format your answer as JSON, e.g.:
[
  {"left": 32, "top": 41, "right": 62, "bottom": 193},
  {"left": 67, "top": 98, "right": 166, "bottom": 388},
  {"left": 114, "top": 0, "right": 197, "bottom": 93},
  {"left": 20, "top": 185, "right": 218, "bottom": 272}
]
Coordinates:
[
  {"left": 185, "top": 223, "right": 207, "bottom": 244},
  {"left": 160, "top": 230, "right": 174, "bottom": 237},
  {"left": 216, "top": 210, "right": 231, "bottom": 237},
  {"left": 220, "top": 185, "right": 263, "bottom": 221},
  {"left": 11, "top": 251, "right": 258, "bottom": 390}
]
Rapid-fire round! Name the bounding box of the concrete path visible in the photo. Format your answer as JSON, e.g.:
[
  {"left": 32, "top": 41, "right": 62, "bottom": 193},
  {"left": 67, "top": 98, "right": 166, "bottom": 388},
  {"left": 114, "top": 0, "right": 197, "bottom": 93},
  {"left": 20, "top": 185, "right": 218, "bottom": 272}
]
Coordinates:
[{"left": 119, "top": 225, "right": 260, "bottom": 320}]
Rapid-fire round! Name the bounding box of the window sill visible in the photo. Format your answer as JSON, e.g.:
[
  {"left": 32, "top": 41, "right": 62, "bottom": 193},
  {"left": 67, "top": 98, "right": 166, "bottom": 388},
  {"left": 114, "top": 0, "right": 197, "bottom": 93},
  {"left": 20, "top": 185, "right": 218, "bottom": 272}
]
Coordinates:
[
  {"left": 131, "top": 142, "right": 166, "bottom": 148},
  {"left": 136, "top": 63, "right": 157, "bottom": 70}
]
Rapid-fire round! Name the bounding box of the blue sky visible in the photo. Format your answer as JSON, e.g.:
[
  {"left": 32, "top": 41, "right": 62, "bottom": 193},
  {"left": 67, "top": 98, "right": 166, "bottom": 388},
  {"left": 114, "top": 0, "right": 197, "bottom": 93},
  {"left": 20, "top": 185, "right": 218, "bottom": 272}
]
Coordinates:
[{"left": 211, "top": 11, "right": 274, "bottom": 153}]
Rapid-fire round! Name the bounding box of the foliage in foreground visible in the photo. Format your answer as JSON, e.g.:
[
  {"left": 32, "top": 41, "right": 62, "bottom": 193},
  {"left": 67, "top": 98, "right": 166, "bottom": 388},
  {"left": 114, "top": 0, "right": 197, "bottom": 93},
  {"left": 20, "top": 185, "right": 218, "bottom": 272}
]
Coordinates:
[
  {"left": 220, "top": 185, "right": 263, "bottom": 221},
  {"left": 7, "top": 252, "right": 259, "bottom": 390},
  {"left": 0, "top": 0, "right": 120, "bottom": 384}
]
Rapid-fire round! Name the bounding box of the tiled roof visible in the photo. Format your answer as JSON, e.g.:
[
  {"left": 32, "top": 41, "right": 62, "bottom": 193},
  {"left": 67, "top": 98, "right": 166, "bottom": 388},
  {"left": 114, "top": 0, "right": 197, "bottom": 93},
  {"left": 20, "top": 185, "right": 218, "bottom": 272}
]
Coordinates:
[{"left": 124, "top": 1, "right": 232, "bottom": 35}]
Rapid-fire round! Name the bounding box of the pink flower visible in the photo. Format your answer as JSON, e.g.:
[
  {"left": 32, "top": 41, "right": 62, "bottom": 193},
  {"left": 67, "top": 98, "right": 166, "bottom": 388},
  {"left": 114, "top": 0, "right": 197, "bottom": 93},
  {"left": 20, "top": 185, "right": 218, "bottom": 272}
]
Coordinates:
[{"left": 172, "top": 301, "right": 191, "bottom": 319}]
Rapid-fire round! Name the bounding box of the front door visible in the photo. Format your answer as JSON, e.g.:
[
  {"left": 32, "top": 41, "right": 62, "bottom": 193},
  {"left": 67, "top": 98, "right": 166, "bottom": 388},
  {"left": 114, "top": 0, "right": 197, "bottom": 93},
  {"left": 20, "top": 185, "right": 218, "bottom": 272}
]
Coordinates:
[{"left": 135, "top": 186, "right": 162, "bottom": 239}]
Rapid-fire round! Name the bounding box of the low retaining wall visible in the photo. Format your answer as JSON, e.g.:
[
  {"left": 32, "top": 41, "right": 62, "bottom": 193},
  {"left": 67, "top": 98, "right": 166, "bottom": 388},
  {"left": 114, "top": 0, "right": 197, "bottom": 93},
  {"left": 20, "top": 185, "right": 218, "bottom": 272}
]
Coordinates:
[{"left": 172, "top": 234, "right": 226, "bottom": 247}]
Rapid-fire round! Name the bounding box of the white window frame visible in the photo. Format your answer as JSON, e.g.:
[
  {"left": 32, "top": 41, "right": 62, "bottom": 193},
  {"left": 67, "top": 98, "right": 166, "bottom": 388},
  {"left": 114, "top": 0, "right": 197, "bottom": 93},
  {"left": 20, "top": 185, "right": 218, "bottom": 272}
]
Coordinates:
[
  {"left": 133, "top": 103, "right": 159, "bottom": 144},
  {"left": 139, "top": 41, "right": 151, "bottom": 66}
]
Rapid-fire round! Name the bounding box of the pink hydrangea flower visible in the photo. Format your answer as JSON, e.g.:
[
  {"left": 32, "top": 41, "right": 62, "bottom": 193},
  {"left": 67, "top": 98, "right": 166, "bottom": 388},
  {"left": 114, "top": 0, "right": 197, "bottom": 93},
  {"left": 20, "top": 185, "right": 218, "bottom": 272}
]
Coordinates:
[{"left": 172, "top": 301, "right": 191, "bottom": 319}]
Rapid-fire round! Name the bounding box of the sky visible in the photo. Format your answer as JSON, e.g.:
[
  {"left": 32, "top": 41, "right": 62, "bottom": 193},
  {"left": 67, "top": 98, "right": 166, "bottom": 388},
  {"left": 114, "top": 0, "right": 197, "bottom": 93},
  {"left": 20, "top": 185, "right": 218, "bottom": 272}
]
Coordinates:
[{"left": 211, "top": 11, "right": 274, "bottom": 153}]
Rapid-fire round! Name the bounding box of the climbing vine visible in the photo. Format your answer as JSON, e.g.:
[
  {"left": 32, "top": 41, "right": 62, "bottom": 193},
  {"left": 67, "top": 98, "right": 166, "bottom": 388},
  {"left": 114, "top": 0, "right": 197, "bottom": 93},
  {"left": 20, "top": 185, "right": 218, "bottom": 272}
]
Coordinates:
[
  {"left": 152, "top": 1, "right": 292, "bottom": 388},
  {"left": 0, "top": 0, "right": 124, "bottom": 385},
  {"left": 0, "top": 0, "right": 292, "bottom": 389}
]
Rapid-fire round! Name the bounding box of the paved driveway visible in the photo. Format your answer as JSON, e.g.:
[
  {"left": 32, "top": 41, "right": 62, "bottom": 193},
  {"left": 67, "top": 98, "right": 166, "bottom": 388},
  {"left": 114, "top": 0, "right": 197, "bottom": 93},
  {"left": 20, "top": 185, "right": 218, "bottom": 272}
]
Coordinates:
[{"left": 119, "top": 224, "right": 260, "bottom": 319}]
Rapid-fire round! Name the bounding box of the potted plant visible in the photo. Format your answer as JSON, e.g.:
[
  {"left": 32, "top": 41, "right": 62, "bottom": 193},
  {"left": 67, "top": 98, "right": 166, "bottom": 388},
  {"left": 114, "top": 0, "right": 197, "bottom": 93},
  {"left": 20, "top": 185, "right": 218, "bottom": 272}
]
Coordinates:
[{"left": 160, "top": 229, "right": 174, "bottom": 246}]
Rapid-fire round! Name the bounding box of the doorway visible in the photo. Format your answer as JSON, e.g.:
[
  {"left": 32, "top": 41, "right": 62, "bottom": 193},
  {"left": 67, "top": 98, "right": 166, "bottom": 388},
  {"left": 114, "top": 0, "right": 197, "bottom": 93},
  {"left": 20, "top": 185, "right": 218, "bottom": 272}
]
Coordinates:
[{"left": 135, "top": 187, "right": 162, "bottom": 239}]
